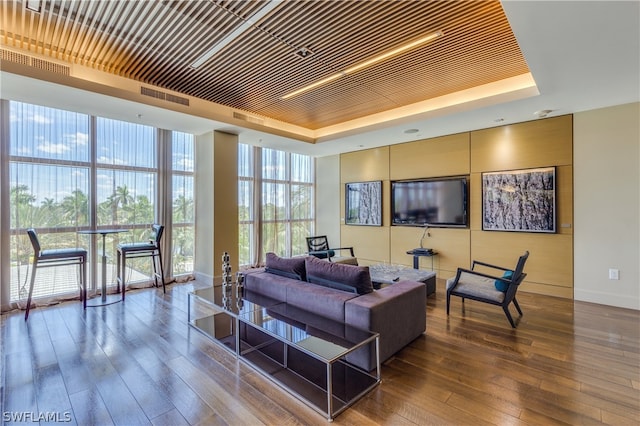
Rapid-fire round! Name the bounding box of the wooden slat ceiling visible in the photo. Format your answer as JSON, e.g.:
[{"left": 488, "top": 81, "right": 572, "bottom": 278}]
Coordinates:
[{"left": 1, "top": 0, "right": 530, "bottom": 130}]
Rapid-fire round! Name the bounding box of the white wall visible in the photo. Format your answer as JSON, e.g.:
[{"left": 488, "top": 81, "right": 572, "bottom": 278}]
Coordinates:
[
  {"left": 574, "top": 102, "right": 639, "bottom": 310},
  {"left": 315, "top": 155, "right": 341, "bottom": 244}
]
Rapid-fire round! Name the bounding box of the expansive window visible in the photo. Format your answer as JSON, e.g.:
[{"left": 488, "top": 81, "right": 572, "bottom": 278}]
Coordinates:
[
  {"left": 3, "top": 101, "right": 194, "bottom": 305},
  {"left": 8, "top": 102, "right": 91, "bottom": 302},
  {"left": 238, "top": 144, "right": 314, "bottom": 267},
  {"left": 171, "top": 131, "right": 195, "bottom": 274}
]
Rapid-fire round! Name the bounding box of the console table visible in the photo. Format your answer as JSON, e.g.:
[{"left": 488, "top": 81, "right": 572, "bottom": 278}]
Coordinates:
[{"left": 406, "top": 248, "right": 438, "bottom": 270}]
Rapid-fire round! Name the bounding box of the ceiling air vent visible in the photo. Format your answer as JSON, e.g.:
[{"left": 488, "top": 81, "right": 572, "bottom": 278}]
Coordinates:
[
  {"left": 1, "top": 49, "right": 70, "bottom": 75},
  {"left": 233, "top": 111, "right": 264, "bottom": 125},
  {"left": 140, "top": 86, "right": 189, "bottom": 106}
]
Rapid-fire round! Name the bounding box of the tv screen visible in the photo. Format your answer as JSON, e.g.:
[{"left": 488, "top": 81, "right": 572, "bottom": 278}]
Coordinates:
[{"left": 392, "top": 177, "right": 468, "bottom": 227}]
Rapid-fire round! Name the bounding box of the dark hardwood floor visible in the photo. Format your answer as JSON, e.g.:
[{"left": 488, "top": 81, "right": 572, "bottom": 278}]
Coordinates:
[{"left": 2, "top": 278, "right": 638, "bottom": 425}]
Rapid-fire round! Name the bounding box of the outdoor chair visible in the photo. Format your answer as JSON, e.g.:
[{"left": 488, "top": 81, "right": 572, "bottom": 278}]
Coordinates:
[
  {"left": 116, "top": 224, "right": 165, "bottom": 300},
  {"left": 25, "top": 229, "right": 87, "bottom": 320},
  {"left": 446, "top": 251, "right": 529, "bottom": 328},
  {"left": 306, "top": 235, "right": 358, "bottom": 265}
]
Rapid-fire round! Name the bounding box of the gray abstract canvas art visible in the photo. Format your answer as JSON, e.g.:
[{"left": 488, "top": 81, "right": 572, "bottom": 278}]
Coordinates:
[
  {"left": 346, "top": 181, "right": 382, "bottom": 226},
  {"left": 482, "top": 167, "right": 556, "bottom": 233}
]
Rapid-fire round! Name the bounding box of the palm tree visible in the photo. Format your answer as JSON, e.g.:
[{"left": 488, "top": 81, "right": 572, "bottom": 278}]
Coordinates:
[
  {"left": 173, "top": 194, "right": 194, "bottom": 223},
  {"left": 60, "top": 190, "right": 89, "bottom": 227},
  {"left": 127, "top": 194, "right": 154, "bottom": 225},
  {"left": 107, "top": 185, "right": 134, "bottom": 224},
  {"left": 10, "top": 185, "right": 36, "bottom": 229},
  {"left": 35, "top": 197, "right": 60, "bottom": 228}
]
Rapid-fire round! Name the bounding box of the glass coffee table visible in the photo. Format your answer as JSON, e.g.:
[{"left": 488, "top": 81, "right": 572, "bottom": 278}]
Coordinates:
[
  {"left": 237, "top": 303, "right": 380, "bottom": 421},
  {"left": 189, "top": 278, "right": 380, "bottom": 421},
  {"left": 188, "top": 280, "right": 279, "bottom": 354}
]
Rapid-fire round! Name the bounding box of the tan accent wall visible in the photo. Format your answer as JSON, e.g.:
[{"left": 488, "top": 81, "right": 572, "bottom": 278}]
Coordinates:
[
  {"left": 213, "top": 132, "right": 239, "bottom": 273},
  {"left": 340, "top": 115, "right": 574, "bottom": 298},
  {"left": 390, "top": 133, "right": 470, "bottom": 180},
  {"left": 195, "top": 130, "right": 239, "bottom": 278},
  {"left": 340, "top": 147, "right": 390, "bottom": 264},
  {"left": 315, "top": 155, "right": 341, "bottom": 242}
]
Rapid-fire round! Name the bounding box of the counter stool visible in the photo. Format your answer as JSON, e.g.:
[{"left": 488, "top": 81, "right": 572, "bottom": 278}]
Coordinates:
[
  {"left": 25, "top": 229, "right": 87, "bottom": 320},
  {"left": 116, "top": 224, "right": 165, "bottom": 301}
]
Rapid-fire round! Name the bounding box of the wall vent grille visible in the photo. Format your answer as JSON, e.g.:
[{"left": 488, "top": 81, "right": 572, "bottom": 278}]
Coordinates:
[
  {"left": 1, "top": 49, "right": 70, "bottom": 75},
  {"left": 233, "top": 111, "right": 264, "bottom": 125},
  {"left": 140, "top": 86, "right": 189, "bottom": 106}
]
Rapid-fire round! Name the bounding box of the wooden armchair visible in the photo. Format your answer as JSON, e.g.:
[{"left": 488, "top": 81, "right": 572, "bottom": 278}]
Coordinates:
[
  {"left": 305, "top": 235, "right": 357, "bottom": 265},
  {"left": 446, "top": 251, "right": 529, "bottom": 328}
]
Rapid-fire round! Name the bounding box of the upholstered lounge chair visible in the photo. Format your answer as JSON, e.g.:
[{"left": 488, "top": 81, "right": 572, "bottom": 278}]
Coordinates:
[
  {"left": 306, "top": 235, "right": 358, "bottom": 265},
  {"left": 446, "top": 251, "right": 529, "bottom": 328}
]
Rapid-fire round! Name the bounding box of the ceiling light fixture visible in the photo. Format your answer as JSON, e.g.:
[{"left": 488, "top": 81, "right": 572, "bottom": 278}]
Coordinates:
[
  {"left": 281, "top": 30, "right": 443, "bottom": 99},
  {"left": 534, "top": 109, "right": 553, "bottom": 118},
  {"left": 191, "top": 0, "right": 282, "bottom": 69},
  {"left": 295, "top": 47, "right": 314, "bottom": 58}
]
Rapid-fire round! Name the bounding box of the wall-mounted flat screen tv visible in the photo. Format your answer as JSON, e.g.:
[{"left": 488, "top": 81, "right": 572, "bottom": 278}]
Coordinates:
[{"left": 391, "top": 177, "right": 468, "bottom": 227}]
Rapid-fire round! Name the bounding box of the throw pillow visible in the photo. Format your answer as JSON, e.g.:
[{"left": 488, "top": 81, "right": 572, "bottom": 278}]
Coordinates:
[
  {"left": 265, "top": 252, "right": 306, "bottom": 281},
  {"left": 304, "top": 256, "right": 373, "bottom": 295},
  {"left": 495, "top": 270, "right": 513, "bottom": 292}
]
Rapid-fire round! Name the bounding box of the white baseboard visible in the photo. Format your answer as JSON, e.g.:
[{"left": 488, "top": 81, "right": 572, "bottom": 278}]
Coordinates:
[{"left": 574, "top": 289, "right": 640, "bottom": 310}]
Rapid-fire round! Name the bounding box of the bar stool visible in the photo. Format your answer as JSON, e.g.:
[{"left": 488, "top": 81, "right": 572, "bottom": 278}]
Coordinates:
[
  {"left": 116, "top": 224, "right": 165, "bottom": 301},
  {"left": 25, "top": 229, "right": 87, "bottom": 320}
]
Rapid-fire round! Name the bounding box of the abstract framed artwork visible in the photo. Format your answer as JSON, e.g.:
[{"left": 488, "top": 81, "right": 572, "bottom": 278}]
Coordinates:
[
  {"left": 482, "top": 166, "right": 556, "bottom": 233},
  {"left": 345, "top": 181, "right": 382, "bottom": 226}
]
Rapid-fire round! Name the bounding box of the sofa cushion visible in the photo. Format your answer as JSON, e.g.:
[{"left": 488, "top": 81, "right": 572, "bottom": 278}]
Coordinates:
[
  {"left": 285, "top": 279, "right": 357, "bottom": 322},
  {"left": 243, "top": 269, "right": 291, "bottom": 301},
  {"left": 304, "top": 256, "right": 373, "bottom": 295},
  {"left": 265, "top": 252, "right": 306, "bottom": 281}
]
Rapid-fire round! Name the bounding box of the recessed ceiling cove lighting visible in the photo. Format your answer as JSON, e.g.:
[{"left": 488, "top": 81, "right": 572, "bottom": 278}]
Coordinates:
[
  {"left": 404, "top": 129, "right": 419, "bottom": 134},
  {"left": 191, "top": 0, "right": 282, "bottom": 68},
  {"left": 282, "top": 31, "right": 443, "bottom": 99}
]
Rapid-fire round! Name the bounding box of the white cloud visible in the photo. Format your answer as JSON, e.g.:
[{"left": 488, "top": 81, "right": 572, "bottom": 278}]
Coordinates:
[
  {"left": 96, "top": 173, "right": 113, "bottom": 182},
  {"left": 30, "top": 113, "right": 53, "bottom": 124},
  {"left": 37, "top": 141, "right": 71, "bottom": 154},
  {"left": 63, "top": 132, "right": 89, "bottom": 146},
  {"left": 97, "top": 156, "right": 127, "bottom": 165}
]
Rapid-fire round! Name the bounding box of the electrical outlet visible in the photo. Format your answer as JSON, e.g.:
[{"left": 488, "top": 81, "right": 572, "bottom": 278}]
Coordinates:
[{"left": 608, "top": 269, "right": 620, "bottom": 280}]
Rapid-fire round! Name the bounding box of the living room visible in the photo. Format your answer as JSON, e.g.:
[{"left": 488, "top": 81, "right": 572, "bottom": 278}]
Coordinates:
[{"left": 0, "top": 1, "right": 638, "bottom": 424}]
